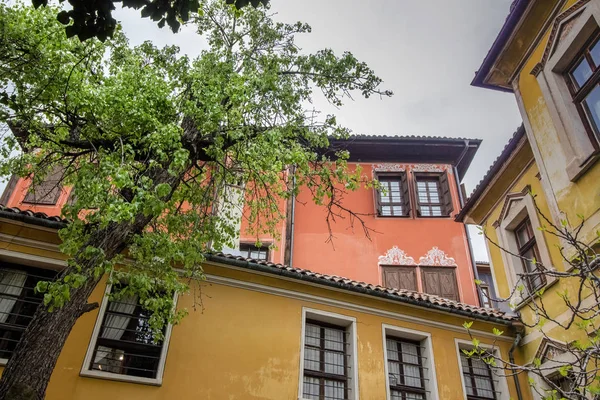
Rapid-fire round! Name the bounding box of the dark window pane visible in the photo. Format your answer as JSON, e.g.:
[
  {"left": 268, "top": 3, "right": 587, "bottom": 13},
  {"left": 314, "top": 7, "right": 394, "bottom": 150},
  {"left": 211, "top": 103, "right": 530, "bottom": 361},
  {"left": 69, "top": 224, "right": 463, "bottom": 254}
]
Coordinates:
[
  {"left": 583, "top": 84, "right": 600, "bottom": 138},
  {"left": 571, "top": 57, "right": 593, "bottom": 88},
  {"left": 591, "top": 38, "right": 600, "bottom": 66}
]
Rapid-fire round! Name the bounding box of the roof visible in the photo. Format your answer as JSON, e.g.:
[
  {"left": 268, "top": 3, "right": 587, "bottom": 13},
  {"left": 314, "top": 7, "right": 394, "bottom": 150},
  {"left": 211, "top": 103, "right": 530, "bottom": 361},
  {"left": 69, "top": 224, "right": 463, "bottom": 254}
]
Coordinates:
[
  {"left": 328, "top": 134, "right": 482, "bottom": 180},
  {"left": 476, "top": 261, "right": 491, "bottom": 265},
  {"left": 455, "top": 125, "right": 525, "bottom": 222},
  {"left": 205, "top": 253, "right": 516, "bottom": 324},
  {"left": 0, "top": 204, "right": 516, "bottom": 324},
  {"left": 471, "top": 0, "right": 529, "bottom": 92}
]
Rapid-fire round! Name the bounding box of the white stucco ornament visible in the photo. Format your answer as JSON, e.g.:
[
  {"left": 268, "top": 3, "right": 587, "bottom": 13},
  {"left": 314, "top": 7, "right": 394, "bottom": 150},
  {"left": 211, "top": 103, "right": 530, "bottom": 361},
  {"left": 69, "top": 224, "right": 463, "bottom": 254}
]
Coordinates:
[
  {"left": 411, "top": 164, "right": 447, "bottom": 173},
  {"left": 418, "top": 247, "right": 457, "bottom": 266},
  {"left": 372, "top": 163, "right": 406, "bottom": 172},
  {"left": 378, "top": 246, "right": 415, "bottom": 265}
]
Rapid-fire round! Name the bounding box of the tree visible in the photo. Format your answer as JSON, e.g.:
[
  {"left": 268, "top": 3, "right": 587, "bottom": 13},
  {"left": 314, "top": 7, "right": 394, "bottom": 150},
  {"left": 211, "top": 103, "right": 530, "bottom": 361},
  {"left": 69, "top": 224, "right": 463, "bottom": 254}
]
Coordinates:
[
  {"left": 0, "top": 2, "right": 392, "bottom": 398},
  {"left": 38, "top": 0, "right": 267, "bottom": 42},
  {"left": 463, "top": 193, "right": 600, "bottom": 400}
]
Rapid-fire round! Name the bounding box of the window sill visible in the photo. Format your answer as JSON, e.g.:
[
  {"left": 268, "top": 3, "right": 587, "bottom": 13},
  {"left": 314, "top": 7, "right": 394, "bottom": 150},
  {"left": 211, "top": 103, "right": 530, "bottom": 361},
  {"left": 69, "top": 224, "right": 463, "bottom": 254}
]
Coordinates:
[
  {"left": 79, "top": 369, "right": 162, "bottom": 386},
  {"left": 511, "top": 276, "right": 560, "bottom": 312},
  {"left": 0, "top": 358, "right": 8, "bottom": 367},
  {"left": 567, "top": 151, "right": 599, "bottom": 182}
]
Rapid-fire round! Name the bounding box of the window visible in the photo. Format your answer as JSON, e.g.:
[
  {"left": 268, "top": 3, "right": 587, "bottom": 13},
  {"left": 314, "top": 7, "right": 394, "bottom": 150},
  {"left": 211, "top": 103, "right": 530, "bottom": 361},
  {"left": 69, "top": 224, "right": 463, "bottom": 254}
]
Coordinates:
[
  {"left": 0, "top": 264, "right": 56, "bottom": 361},
  {"left": 386, "top": 337, "right": 426, "bottom": 400},
  {"left": 459, "top": 352, "right": 497, "bottom": 400},
  {"left": 479, "top": 285, "right": 492, "bottom": 309},
  {"left": 383, "top": 325, "right": 439, "bottom": 400},
  {"left": 376, "top": 173, "right": 411, "bottom": 217},
  {"left": 420, "top": 267, "right": 459, "bottom": 301},
  {"left": 23, "top": 167, "right": 64, "bottom": 205},
  {"left": 82, "top": 284, "right": 174, "bottom": 384},
  {"left": 565, "top": 30, "right": 600, "bottom": 147},
  {"left": 300, "top": 309, "right": 357, "bottom": 400},
  {"left": 414, "top": 173, "right": 452, "bottom": 217},
  {"left": 514, "top": 218, "right": 546, "bottom": 293},
  {"left": 477, "top": 267, "right": 497, "bottom": 309},
  {"left": 239, "top": 243, "right": 269, "bottom": 261},
  {"left": 381, "top": 266, "right": 417, "bottom": 292}
]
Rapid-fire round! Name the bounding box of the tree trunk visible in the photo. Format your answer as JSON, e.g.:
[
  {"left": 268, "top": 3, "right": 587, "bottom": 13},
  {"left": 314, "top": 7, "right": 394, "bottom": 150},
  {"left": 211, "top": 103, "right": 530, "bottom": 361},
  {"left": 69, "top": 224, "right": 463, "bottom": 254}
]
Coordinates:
[{"left": 0, "top": 213, "right": 160, "bottom": 400}]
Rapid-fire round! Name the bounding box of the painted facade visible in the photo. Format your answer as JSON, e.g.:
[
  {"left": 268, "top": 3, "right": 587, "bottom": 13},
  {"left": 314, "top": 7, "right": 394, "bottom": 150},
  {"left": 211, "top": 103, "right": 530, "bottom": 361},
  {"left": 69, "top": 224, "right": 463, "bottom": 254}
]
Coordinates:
[
  {"left": 461, "top": 0, "right": 600, "bottom": 396},
  {"left": 0, "top": 135, "right": 484, "bottom": 306},
  {"left": 0, "top": 209, "right": 526, "bottom": 400}
]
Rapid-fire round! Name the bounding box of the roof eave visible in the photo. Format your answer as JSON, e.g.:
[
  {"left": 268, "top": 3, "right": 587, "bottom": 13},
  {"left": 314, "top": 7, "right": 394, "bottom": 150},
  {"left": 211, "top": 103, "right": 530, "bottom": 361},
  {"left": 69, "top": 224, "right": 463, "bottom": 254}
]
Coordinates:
[{"left": 471, "top": 0, "right": 530, "bottom": 92}]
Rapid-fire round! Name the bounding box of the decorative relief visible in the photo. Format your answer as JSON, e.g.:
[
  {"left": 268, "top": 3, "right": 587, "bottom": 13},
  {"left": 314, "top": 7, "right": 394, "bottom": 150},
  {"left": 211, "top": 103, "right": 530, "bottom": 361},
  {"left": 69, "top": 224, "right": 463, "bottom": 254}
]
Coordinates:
[
  {"left": 530, "top": 0, "right": 590, "bottom": 76},
  {"left": 378, "top": 246, "right": 415, "bottom": 265},
  {"left": 411, "top": 164, "right": 450, "bottom": 174},
  {"left": 418, "top": 247, "right": 457, "bottom": 266},
  {"left": 372, "top": 164, "right": 405, "bottom": 172}
]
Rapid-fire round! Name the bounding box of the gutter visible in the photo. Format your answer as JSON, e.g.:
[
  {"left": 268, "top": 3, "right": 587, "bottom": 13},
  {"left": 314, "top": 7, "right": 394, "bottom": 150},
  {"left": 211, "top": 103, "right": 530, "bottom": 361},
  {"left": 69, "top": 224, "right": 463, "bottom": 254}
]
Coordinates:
[
  {"left": 0, "top": 210, "right": 67, "bottom": 230},
  {"left": 204, "top": 253, "right": 515, "bottom": 326},
  {"left": 508, "top": 331, "right": 524, "bottom": 400},
  {"left": 471, "top": 0, "right": 530, "bottom": 92}
]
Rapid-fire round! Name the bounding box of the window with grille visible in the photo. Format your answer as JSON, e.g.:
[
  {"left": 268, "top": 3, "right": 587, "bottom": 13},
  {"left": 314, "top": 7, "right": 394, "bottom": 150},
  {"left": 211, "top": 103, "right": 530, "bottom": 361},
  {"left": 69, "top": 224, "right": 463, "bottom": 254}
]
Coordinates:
[
  {"left": 239, "top": 243, "right": 269, "bottom": 261},
  {"left": 565, "top": 30, "right": 600, "bottom": 147},
  {"left": 302, "top": 320, "right": 350, "bottom": 400},
  {"left": 0, "top": 264, "right": 56, "bottom": 360},
  {"left": 375, "top": 173, "right": 411, "bottom": 217},
  {"left": 514, "top": 218, "right": 546, "bottom": 293},
  {"left": 460, "top": 352, "right": 498, "bottom": 400},
  {"left": 414, "top": 173, "right": 452, "bottom": 217},
  {"left": 386, "top": 337, "right": 427, "bottom": 400},
  {"left": 88, "top": 285, "right": 167, "bottom": 379}
]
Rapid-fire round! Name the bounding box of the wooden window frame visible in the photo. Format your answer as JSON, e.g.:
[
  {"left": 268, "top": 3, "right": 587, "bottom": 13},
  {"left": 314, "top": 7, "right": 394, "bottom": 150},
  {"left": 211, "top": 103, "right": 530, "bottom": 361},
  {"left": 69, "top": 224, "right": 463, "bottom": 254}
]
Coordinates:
[
  {"left": 386, "top": 336, "right": 427, "bottom": 399},
  {"left": 460, "top": 352, "right": 497, "bottom": 400},
  {"left": 0, "top": 263, "right": 56, "bottom": 362},
  {"left": 381, "top": 265, "right": 418, "bottom": 292},
  {"left": 564, "top": 29, "right": 600, "bottom": 150},
  {"left": 303, "top": 319, "right": 349, "bottom": 400},
  {"left": 514, "top": 219, "right": 546, "bottom": 293},
  {"left": 413, "top": 172, "right": 453, "bottom": 218},
  {"left": 239, "top": 243, "right": 269, "bottom": 261},
  {"left": 375, "top": 172, "right": 411, "bottom": 218},
  {"left": 22, "top": 168, "right": 64, "bottom": 206},
  {"left": 420, "top": 266, "right": 459, "bottom": 302}
]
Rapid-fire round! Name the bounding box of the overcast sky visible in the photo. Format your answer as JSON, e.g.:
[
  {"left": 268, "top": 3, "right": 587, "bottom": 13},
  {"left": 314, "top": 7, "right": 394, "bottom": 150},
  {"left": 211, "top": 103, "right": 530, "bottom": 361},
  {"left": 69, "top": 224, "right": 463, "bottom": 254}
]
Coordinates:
[{"left": 0, "top": 0, "right": 522, "bottom": 261}]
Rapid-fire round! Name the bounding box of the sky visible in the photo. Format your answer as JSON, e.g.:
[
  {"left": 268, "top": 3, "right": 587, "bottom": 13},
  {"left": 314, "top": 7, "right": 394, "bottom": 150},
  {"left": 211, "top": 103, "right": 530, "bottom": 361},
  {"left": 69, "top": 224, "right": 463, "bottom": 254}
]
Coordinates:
[{"left": 0, "top": 0, "right": 523, "bottom": 260}]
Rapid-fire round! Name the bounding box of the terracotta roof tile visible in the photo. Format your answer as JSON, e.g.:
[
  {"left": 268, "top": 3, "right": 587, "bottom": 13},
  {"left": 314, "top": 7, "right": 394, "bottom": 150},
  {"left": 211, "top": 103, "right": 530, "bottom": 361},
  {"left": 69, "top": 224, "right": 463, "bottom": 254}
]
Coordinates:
[
  {"left": 0, "top": 204, "right": 67, "bottom": 225},
  {"left": 207, "top": 252, "right": 517, "bottom": 323}
]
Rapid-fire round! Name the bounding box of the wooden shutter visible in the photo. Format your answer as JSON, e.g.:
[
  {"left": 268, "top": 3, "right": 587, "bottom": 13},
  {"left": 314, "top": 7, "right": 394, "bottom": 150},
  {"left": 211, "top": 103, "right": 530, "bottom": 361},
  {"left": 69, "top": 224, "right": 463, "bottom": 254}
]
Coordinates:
[
  {"left": 382, "top": 266, "right": 417, "bottom": 291},
  {"left": 421, "top": 267, "right": 459, "bottom": 301},
  {"left": 412, "top": 172, "right": 421, "bottom": 216},
  {"left": 374, "top": 174, "right": 382, "bottom": 216},
  {"left": 23, "top": 167, "right": 63, "bottom": 205},
  {"left": 400, "top": 172, "right": 411, "bottom": 216},
  {"left": 439, "top": 172, "right": 453, "bottom": 216}
]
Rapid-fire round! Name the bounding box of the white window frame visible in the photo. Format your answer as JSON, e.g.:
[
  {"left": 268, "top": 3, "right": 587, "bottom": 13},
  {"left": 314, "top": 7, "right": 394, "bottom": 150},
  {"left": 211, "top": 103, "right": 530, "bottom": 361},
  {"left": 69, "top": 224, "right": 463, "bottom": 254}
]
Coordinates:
[
  {"left": 298, "top": 307, "right": 359, "bottom": 400},
  {"left": 382, "top": 324, "right": 439, "bottom": 400},
  {"left": 527, "top": 339, "right": 578, "bottom": 400},
  {"left": 536, "top": 2, "right": 600, "bottom": 181},
  {"left": 80, "top": 283, "right": 176, "bottom": 386},
  {"left": 455, "top": 339, "right": 510, "bottom": 400},
  {"left": 495, "top": 193, "right": 554, "bottom": 307}
]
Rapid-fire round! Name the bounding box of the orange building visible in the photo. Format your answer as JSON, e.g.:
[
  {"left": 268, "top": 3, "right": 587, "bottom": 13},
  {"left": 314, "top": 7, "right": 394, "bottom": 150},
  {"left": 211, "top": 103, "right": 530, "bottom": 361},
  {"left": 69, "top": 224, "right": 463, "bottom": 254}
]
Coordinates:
[{"left": 1, "top": 135, "right": 486, "bottom": 306}]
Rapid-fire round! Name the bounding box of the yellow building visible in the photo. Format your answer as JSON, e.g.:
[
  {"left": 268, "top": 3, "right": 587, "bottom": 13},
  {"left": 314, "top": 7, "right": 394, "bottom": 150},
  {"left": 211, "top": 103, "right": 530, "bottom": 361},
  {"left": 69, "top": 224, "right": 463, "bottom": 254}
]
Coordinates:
[
  {"left": 0, "top": 205, "right": 526, "bottom": 399},
  {"left": 471, "top": 0, "right": 600, "bottom": 250},
  {"left": 462, "top": 2, "right": 600, "bottom": 396}
]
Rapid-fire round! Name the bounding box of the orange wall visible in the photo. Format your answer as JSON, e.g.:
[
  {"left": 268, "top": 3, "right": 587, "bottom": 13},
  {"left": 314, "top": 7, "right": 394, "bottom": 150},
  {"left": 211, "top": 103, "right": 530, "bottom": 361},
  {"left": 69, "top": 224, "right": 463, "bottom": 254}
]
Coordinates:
[
  {"left": 2, "top": 176, "right": 69, "bottom": 217},
  {"left": 291, "top": 163, "right": 478, "bottom": 305}
]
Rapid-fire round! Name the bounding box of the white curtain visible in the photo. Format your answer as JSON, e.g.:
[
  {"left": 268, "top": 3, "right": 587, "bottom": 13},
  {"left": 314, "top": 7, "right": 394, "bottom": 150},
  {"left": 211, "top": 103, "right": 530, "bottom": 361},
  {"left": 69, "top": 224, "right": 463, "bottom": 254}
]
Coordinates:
[
  {"left": 93, "top": 294, "right": 138, "bottom": 371},
  {"left": 0, "top": 271, "right": 27, "bottom": 323}
]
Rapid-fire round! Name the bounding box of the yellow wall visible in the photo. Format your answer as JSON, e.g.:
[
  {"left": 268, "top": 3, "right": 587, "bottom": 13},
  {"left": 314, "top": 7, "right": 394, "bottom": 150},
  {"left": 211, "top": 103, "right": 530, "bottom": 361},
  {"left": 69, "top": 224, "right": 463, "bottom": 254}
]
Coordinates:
[
  {"left": 0, "top": 220, "right": 526, "bottom": 400},
  {"left": 515, "top": 0, "right": 600, "bottom": 248}
]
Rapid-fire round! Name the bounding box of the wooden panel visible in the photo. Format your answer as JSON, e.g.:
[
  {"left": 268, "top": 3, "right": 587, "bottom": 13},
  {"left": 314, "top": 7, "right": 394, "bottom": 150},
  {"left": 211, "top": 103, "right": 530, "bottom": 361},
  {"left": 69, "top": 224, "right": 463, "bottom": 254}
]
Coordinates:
[
  {"left": 382, "top": 266, "right": 417, "bottom": 291},
  {"left": 23, "top": 167, "right": 63, "bottom": 205},
  {"left": 439, "top": 172, "right": 453, "bottom": 216},
  {"left": 399, "top": 172, "right": 411, "bottom": 216},
  {"left": 421, "top": 267, "right": 459, "bottom": 301}
]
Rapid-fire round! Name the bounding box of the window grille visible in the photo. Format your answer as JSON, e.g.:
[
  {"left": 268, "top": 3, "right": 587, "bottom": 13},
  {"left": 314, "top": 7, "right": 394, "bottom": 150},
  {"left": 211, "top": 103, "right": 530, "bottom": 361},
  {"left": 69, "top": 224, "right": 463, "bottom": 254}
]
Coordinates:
[
  {"left": 386, "top": 337, "right": 427, "bottom": 400},
  {"left": 460, "top": 352, "right": 498, "bottom": 400}
]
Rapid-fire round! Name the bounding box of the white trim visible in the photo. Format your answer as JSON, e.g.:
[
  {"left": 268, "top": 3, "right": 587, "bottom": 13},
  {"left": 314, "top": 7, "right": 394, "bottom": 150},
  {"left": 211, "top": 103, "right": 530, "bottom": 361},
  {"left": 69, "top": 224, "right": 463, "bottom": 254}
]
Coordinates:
[
  {"left": 80, "top": 283, "right": 176, "bottom": 386},
  {"left": 204, "top": 271, "right": 514, "bottom": 342},
  {"left": 0, "top": 249, "right": 66, "bottom": 269},
  {"left": 381, "top": 324, "right": 439, "bottom": 400},
  {"left": 0, "top": 217, "right": 62, "bottom": 233},
  {"left": 298, "top": 307, "right": 359, "bottom": 400},
  {"left": 454, "top": 339, "right": 511, "bottom": 400}
]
